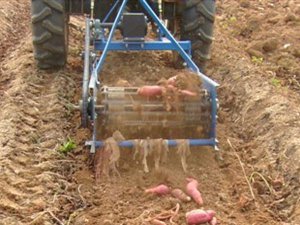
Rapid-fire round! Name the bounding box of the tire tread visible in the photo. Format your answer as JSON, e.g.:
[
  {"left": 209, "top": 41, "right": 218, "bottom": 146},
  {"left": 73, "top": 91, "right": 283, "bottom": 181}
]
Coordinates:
[
  {"left": 43, "top": 0, "right": 64, "bottom": 12},
  {"left": 31, "top": 0, "right": 67, "bottom": 69},
  {"left": 32, "top": 7, "right": 51, "bottom": 23},
  {"left": 181, "top": 0, "right": 215, "bottom": 68}
]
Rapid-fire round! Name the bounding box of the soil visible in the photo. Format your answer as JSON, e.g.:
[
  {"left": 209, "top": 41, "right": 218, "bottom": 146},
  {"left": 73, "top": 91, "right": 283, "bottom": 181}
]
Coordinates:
[
  {"left": 0, "top": 1, "right": 299, "bottom": 225},
  {"left": 0, "top": 1, "right": 29, "bottom": 61}
]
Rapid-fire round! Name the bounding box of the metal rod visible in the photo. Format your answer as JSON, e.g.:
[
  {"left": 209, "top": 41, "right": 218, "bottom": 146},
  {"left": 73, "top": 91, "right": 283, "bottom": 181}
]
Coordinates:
[
  {"left": 100, "top": 22, "right": 121, "bottom": 28},
  {"left": 82, "top": 18, "right": 91, "bottom": 127},
  {"left": 103, "top": 0, "right": 121, "bottom": 23},
  {"left": 209, "top": 88, "right": 218, "bottom": 149},
  {"left": 100, "top": 100, "right": 206, "bottom": 106},
  {"left": 91, "top": 0, "right": 94, "bottom": 19},
  {"left": 91, "top": 83, "right": 98, "bottom": 153},
  {"left": 102, "top": 111, "right": 205, "bottom": 116},
  {"left": 105, "top": 112, "right": 209, "bottom": 118},
  {"left": 106, "top": 120, "right": 208, "bottom": 126},
  {"left": 139, "top": 0, "right": 198, "bottom": 72},
  {"left": 86, "top": 139, "right": 215, "bottom": 148},
  {"left": 138, "top": 0, "right": 219, "bottom": 89},
  {"left": 94, "top": 0, "right": 128, "bottom": 78},
  {"left": 94, "top": 40, "right": 191, "bottom": 51},
  {"left": 90, "top": 0, "right": 128, "bottom": 152}
]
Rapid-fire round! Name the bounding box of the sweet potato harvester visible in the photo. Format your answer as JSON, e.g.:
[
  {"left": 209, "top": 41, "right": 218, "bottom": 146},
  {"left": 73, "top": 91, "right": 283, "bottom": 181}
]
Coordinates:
[{"left": 79, "top": 0, "right": 219, "bottom": 153}]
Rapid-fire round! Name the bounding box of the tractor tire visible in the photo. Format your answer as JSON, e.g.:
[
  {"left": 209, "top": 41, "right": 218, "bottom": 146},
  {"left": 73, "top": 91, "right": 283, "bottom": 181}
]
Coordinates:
[
  {"left": 31, "top": 0, "right": 68, "bottom": 69},
  {"left": 181, "top": 0, "right": 216, "bottom": 69}
]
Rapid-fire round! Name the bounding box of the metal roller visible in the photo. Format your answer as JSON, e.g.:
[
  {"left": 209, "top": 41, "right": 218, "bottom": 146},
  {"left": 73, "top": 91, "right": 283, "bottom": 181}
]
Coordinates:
[{"left": 94, "top": 86, "right": 212, "bottom": 139}]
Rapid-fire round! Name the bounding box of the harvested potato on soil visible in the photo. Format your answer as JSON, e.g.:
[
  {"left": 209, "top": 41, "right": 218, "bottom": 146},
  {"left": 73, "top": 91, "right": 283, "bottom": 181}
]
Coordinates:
[
  {"left": 171, "top": 188, "right": 191, "bottom": 202},
  {"left": 186, "top": 178, "right": 204, "bottom": 205},
  {"left": 145, "top": 184, "right": 171, "bottom": 195},
  {"left": 185, "top": 209, "right": 216, "bottom": 225},
  {"left": 137, "top": 85, "right": 163, "bottom": 97},
  {"left": 210, "top": 217, "right": 218, "bottom": 225}
]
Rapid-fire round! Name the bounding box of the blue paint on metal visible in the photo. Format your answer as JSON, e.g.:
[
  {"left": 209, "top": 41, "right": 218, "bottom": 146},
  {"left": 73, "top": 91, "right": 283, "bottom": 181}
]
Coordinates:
[
  {"left": 158, "top": 27, "right": 164, "bottom": 41},
  {"left": 139, "top": 0, "right": 199, "bottom": 73},
  {"left": 102, "top": 0, "right": 120, "bottom": 23},
  {"left": 86, "top": 139, "right": 215, "bottom": 148},
  {"left": 94, "top": 40, "right": 191, "bottom": 51},
  {"left": 94, "top": 0, "right": 128, "bottom": 76},
  {"left": 210, "top": 89, "right": 217, "bottom": 138}
]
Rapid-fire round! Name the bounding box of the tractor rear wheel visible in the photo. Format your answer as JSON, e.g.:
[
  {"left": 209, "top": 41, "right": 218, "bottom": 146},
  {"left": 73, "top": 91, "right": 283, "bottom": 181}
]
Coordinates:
[
  {"left": 31, "top": 0, "right": 68, "bottom": 69},
  {"left": 181, "top": 0, "right": 216, "bottom": 69}
]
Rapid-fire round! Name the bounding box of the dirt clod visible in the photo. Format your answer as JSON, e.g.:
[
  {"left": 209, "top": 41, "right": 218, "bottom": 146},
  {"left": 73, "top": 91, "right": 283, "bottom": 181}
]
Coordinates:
[{"left": 263, "top": 38, "right": 278, "bottom": 52}]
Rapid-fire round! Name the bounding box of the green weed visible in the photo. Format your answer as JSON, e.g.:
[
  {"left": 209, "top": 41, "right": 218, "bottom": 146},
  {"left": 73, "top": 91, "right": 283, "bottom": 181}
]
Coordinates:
[
  {"left": 271, "top": 77, "right": 281, "bottom": 87},
  {"left": 251, "top": 56, "right": 264, "bottom": 64},
  {"left": 59, "top": 138, "right": 76, "bottom": 154},
  {"left": 229, "top": 16, "right": 237, "bottom": 23}
]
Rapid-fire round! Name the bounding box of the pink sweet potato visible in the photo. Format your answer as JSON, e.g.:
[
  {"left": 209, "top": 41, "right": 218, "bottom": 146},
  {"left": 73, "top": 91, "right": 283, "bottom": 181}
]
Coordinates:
[
  {"left": 138, "top": 85, "right": 163, "bottom": 97},
  {"left": 186, "top": 209, "right": 216, "bottom": 225},
  {"left": 171, "top": 188, "right": 191, "bottom": 202},
  {"left": 209, "top": 217, "right": 218, "bottom": 225},
  {"left": 180, "top": 90, "right": 197, "bottom": 97},
  {"left": 186, "top": 178, "right": 203, "bottom": 205},
  {"left": 145, "top": 184, "right": 170, "bottom": 195}
]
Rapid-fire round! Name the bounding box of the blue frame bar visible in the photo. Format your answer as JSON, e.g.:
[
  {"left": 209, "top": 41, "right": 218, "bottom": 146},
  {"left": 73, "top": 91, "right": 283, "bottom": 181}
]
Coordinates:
[
  {"left": 86, "top": 139, "right": 215, "bottom": 148},
  {"left": 94, "top": 0, "right": 128, "bottom": 77},
  {"left": 102, "top": 0, "right": 120, "bottom": 23},
  {"left": 94, "top": 40, "right": 191, "bottom": 51}
]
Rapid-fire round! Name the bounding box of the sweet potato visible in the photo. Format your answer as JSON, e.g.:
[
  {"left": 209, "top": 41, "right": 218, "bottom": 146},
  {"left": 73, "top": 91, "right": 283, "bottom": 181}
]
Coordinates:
[
  {"left": 186, "top": 209, "right": 216, "bottom": 225},
  {"left": 171, "top": 188, "right": 191, "bottom": 202},
  {"left": 186, "top": 178, "right": 203, "bottom": 205},
  {"left": 145, "top": 184, "right": 170, "bottom": 195},
  {"left": 138, "top": 85, "right": 163, "bottom": 97},
  {"left": 209, "top": 217, "right": 218, "bottom": 225},
  {"left": 180, "top": 90, "right": 197, "bottom": 97}
]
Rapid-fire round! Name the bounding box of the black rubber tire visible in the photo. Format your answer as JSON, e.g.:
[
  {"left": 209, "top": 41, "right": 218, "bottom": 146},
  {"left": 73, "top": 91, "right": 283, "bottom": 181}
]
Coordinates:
[
  {"left": 31, "top": 0, "right": 68, "bottom": 69},
  {"left": 181, "top": 0, "right": 216, "bottom": 69}
]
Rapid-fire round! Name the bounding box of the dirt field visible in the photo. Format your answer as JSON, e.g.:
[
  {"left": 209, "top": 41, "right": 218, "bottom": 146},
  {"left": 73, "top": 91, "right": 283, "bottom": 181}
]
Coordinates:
[{"left": 0, "top": 0, "right": 299, "bottom": 224}]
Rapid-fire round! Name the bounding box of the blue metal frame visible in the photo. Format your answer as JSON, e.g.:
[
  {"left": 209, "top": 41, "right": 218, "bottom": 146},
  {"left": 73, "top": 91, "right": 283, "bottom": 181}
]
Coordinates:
[
  {"left": 94, "top": 39, "right": 191, "bottom": 53},
  {"left": 102, "top": 0, "right": 120, "bottom": 23},
  {"left": 86, "top": 0, "right": 219, "bottom": 151},
  {"left": 86, "top": 139, "right": 216, "bottom": 148}
]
